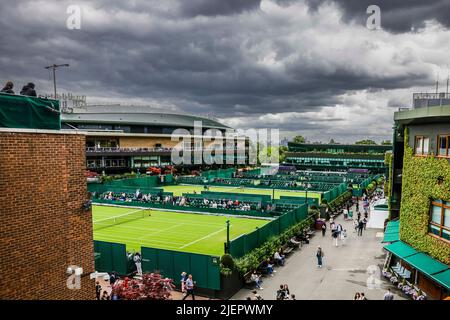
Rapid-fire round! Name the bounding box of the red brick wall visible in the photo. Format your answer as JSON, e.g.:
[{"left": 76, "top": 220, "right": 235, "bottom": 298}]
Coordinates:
[{"left": 0, "top": 131, "right": 95, "bottom": 300}]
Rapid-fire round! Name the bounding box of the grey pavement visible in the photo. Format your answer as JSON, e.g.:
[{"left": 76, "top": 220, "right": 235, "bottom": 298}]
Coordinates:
[{"left": 232, "top": 201, "right": 406, "bottom": 300}]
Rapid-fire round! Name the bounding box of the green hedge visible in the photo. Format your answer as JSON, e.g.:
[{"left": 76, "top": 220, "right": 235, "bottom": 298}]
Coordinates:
[
  {"left": 327, "top": 190, "right": 352, "bottom": 212},
  {"left": 399, "top": 130, "right": 450, "bottom": 264},
  {"left": 232, "top": 216, "right": 314, "bottom": 275}
]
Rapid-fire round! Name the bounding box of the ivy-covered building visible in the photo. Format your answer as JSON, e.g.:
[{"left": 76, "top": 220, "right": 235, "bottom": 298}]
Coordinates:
[
  {"left": 386, "top": 97, "right": 450, "bottom": 300},
  {"left": 284, "top": 142, "right": 391, "bottom": 173}
]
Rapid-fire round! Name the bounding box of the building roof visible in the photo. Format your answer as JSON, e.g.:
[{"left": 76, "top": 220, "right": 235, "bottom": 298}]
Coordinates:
[
  {"left": 61, "top": 111, "right": 230, "bottom": 130},
  {"left": 394, "top": 104, "right": 450, "bottom": 126}
]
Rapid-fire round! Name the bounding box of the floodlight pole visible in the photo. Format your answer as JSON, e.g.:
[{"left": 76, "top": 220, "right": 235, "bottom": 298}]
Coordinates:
[{"left": 45, "top": 63, "right": 70, "bottom": 99}]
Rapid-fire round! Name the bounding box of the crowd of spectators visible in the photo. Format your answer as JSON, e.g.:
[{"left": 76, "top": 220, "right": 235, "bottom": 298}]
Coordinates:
[{"left": 100, "top": 189, "right": 266, "bottom": 212}]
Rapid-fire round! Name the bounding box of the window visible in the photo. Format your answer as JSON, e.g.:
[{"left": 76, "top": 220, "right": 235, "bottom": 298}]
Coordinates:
[
  {"left": 414, "top": 136, "right": 429, "bottom": 155},
  {"left": 429, "top": 200, "right": 450, "bottom": 242},
  {"left": 438, "top": 135, "right": 449, "bottom": 157}
]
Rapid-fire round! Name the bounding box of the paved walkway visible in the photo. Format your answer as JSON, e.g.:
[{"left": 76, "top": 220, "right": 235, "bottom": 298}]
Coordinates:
[{"left": 232, "top": 201, "right": 406, "bottom": 300}]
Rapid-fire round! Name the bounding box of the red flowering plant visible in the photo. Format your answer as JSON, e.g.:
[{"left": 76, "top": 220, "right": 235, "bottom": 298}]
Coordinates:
[{"left": 112, "top": 273, "right": 175, "bottom": 300}]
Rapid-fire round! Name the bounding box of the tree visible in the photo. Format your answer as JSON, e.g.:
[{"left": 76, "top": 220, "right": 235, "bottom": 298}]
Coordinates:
[
  {"left": 111, "top": 273, "right": 175, "bottom": 300},
  {"left": 381, "top": 140, "right": 392, "bottom": 145},
  {"left": 329, "top": 139, "right": 337, "bottom": 144},
  {"left": 355, "top": 139, "right": 377, "bottom": 145},
  {"left": 292, "top": 135, "right": 305, "bottom": 144}
]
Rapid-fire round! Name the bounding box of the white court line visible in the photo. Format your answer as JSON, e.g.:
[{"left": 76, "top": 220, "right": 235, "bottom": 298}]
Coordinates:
[
  {"left": 137, "top": 224, "right": 182, "bottom": 240},
  {"left": 94, "top": 233, "right": 185, "bottom": 247},
  {"left": 179, "top": 227, "right": 228, "bottom": 249},
  {"left": 93, "top": 208, "right": 145, "bottom": 223}
]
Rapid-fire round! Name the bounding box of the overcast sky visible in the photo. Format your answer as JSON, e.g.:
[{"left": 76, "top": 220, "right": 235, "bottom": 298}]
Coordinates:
[{"left": 1, "top": 0, "right": 449, "bottom": 143}]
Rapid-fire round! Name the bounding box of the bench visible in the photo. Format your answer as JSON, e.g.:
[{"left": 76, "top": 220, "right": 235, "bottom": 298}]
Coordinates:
[
  {"left": 305, "top": 228, "right": 315, "bottom": 238},
  {"left": 281, "top": 243, "right": 294, "bottom": 256}
]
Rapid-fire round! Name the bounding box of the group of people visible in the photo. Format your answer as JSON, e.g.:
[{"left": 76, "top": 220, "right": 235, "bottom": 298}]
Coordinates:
[
  {"left": 1, "top": 80, "right": 37, "bottom": 96},
  {"left": 101, "top": 190, "right": 265, "bottom": 212},
  {"left": 276, "top": 284, "right": 295, "bottom": 300},
  {"left": 320, "top": 218, "right": 347, "bottom": 247},
  {"left": 353, "top": 292, "right": 368, "bottom": 300}
]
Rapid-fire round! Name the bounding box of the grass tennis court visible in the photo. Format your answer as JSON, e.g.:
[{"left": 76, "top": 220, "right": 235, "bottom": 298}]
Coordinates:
[
  {"left": 92, "top": 205, "right": 269, "bottom": 256},
  {"left": 162, "top": 184, "right": 322, "bottom": 200}
]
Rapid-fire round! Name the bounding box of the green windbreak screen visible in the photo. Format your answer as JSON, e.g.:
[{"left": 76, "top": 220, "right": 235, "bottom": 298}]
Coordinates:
[{"left": 0, "top": 93, "right": 60, "bottom": 129}]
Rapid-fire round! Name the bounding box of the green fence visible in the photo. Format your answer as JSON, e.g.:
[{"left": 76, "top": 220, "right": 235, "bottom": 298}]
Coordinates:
[
  {"left": 94, "top": 240, "right": 128, "bottom": 275},
  {"left": 0, "top": 92, "right": 60, "bottom": 129},
  {"left": 228, "top": 204, "right": 308, "bottom": 258},
  {"left": 202, "top": 168, "right": 235, "bottom": 180},
  {"left": 278, "top": 196, "right": 319, "bottom": 206},
  {"left": 141, "top": 247, "right": 221, "bottom": 290},
  {"left": 322, "top": 182, "right": 348, "bottom": 203}
]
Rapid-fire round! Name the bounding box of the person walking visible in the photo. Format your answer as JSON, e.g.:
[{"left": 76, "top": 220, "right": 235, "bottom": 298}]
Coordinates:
[
  {"left": 276, "top": 285, "right": 286, "bottom": 300},
  {"left": 316, "top": 246, "right": 324, "bottom": 268},
  {"left": 358, "top": 219, "right": 364, "bottom": 236},
  {"left": 182, "top": 274, "right": 196, "bottom": 300},
  {"left": 321, "top": 222, "right": 326, "bottom": 236},
  {"left": 383, "top": 289, "right": 394, "bottom": 300},
  {"left": 332, "top": 224, "right": 339, "bottom": 246},
  {"left": 180, "top": 272, "right": 188, "bottom": 296}
]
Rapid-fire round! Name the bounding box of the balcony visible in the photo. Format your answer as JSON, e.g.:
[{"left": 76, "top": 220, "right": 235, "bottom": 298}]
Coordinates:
[{"left": 85, "top": 146, "right": 248, "bottom": 156}]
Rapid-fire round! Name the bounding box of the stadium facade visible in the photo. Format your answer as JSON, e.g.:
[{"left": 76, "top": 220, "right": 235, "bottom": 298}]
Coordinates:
[
  {"left": 284, "top": 142, "right": 391, "bottom": 174},
  {"left": 60, "top": 105, "right": 248, "bottom": 173},
  {"left": 384, "top": 93, "right": 450, "bottom": 300}
]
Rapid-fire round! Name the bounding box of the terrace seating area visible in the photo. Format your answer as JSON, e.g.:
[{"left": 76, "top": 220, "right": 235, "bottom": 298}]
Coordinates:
[
  {"left": 243, "top": 228, "right": 315, "bottom": 287},
  {"left": 97, "top": 190, "right": 281, "bottom": 215},
  {"left": 213, "top": 177, "right": 255, "bottom": 186},
  {"left": 175, "top": 176, "right": 206, "bottom": 184}
]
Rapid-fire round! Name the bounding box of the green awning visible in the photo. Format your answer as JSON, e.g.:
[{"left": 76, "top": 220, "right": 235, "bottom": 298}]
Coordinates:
[
  {"left": 388, "top": 220, "right": 400, "bottom": 227},
  {"left": 382, "top": 220, "right": 400, "bottom": 243},
  {"left": 385, "top": 225, "right": 399, "bottom": 234},
  {"left": 382, "top": 232, "right": 399, "bottom": 243},
  {"left": 430, "top": 269, "right": 450, "bottom": 291},
  {"left": 404, "top": 253, "right": 449, "bottom": 275},
  {"left": 384, "top": 241, "right": 418, "bottom": 258}
]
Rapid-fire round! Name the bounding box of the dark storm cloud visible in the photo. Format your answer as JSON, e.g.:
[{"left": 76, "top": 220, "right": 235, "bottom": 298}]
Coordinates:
[
  {"left": 0, "top": 0, "right": 447, "bottom": 141},
  {"left": 178, "top": 0, "right": 262, "bottom": 17},
  {"left": 305, "top": 0, "right": 450, "bottom": 32}
]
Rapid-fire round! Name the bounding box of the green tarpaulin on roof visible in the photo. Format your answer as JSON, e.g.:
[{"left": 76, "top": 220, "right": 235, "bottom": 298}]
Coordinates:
[
  {"left": 0, "top": 92, "right": 60, "bottom": 130},
  {"left": 384, "top": 241, "right": 417, "bottom": 258},
  {"left": 430, "top": 269, "right": 450, "bottom": 291},
  {"left": 404, "top": 253, "right": 449, "bottom": 276}
]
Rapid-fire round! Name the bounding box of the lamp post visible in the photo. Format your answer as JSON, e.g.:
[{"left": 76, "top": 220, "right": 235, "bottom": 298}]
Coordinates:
[{"left": 226, "top": 220, "right": 230, "bottom": 253}]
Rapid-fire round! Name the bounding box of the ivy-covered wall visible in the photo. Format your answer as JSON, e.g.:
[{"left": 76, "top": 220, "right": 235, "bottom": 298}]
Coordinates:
[{"left": 399, "top": 144, "right": 450, "bottom": 264}]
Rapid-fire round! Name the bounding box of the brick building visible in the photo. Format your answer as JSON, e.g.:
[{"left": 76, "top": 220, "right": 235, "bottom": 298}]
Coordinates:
[{"left": 0, "top": 93, "right": 95, "bottom": 299}]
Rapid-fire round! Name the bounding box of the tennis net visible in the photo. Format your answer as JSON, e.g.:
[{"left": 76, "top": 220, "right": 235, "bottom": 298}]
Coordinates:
[{"left": 93, "top": 209, "right": 148, "bottom": 231}]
